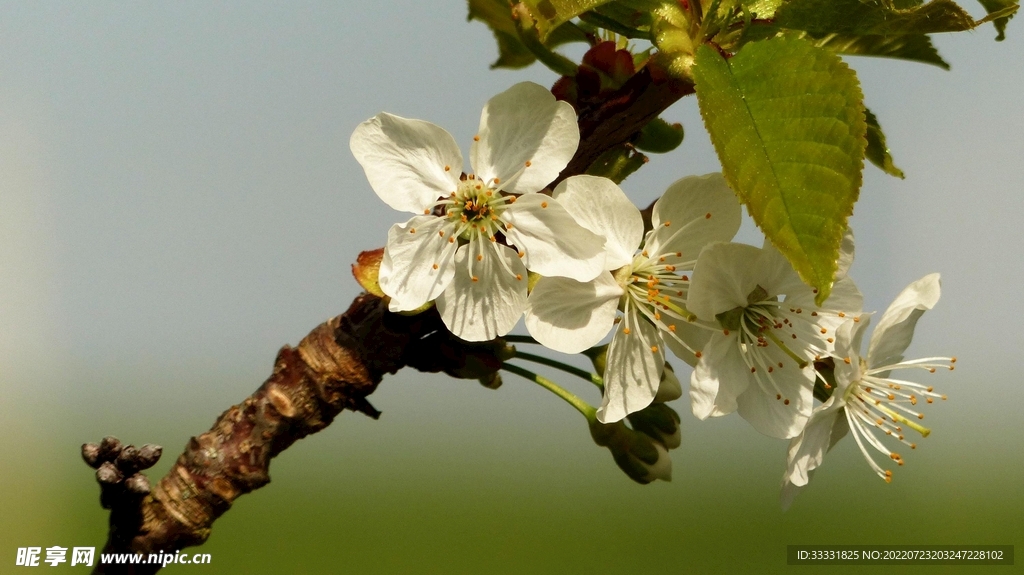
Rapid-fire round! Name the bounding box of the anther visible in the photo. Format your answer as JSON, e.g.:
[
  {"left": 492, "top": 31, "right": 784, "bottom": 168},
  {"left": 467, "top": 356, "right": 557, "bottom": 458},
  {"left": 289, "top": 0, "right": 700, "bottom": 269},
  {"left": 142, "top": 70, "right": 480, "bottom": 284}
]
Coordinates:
[
  {"left": 664, "top": 221, "right": 671, "bottom": 227},
  {"left": 838, "top": 312, "right": 846, "bottom": 318},
  {"left": 476, "top": 254, "right": 483, "bottom": 261},
  {"left": 844, "top": 357, "right": 851, "bottom": 364},
  {"left": 784, "top": 399, "right": 790, "bottom": 405},
  {"left": 623, "top": 328, "right": 631, "bottom": 335},
  {"left": 776, "top": 394, "right": 781, "bottom": 400},
  {"left": 750, "top": 367, "right": 756, "bottom": 373},
  {"left": 525, "top": 160, "right": 532, "bottom": 167},
  {"left": 471, "top": 276, "right": 479, "bottom": 282},
  {"left": 669, "top": 325, "right": 676, "bottom": 332},
  {"left": 473, "top": 135, "right": 480, "bottom": 141},
  {"left": 432, "top": 264, "right": 439, "bottom": 270},
  {"left": 705, "top": 212, "right": 712, "bottom": 219},
  {"left": 410, "top": 228, "right": 416, "bottom": 234},
  {"left": 444, "top": 165, "right": 451, "bottom": 171},
  {"left": 723, "top": 329, "right": 730, "bottom": 335},
  {"left": 518, "top": 251, "right": 525, "bottom": 258},
  {"left": 448, "top": 237, "right": 455, "bottom": 243},
  {"left": 820, "top": 328, "right": 827, "bottom": 334},
  {"left": 516, "top": 274, "right": 522, "bottom": 280},
  {"left": 541, "top": 202, "right": 548, "bottom": 208},
  {"left": 651, "top": 346, "right": 659, "bottom": 353}
]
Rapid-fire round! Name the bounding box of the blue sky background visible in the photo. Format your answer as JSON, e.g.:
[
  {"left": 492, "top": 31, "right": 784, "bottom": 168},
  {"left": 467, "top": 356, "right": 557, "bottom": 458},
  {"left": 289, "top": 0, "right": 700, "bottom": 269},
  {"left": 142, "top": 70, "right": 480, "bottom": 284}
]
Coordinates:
[{"left": 1, "top": 2, "right": 1022, "bottom": 573}]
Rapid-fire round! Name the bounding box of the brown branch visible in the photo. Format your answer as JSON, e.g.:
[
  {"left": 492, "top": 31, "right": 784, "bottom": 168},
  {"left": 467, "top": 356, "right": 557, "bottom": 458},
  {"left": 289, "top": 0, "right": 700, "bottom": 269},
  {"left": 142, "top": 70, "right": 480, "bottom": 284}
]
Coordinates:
[{"left": 83, "top": 67, "right": 694, "bottom": 575}]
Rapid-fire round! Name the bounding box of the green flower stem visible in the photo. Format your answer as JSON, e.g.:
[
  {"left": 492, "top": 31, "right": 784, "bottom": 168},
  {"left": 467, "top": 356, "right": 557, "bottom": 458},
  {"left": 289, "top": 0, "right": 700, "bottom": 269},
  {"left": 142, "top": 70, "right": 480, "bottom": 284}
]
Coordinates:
[
  {"left": 502, "top": 334, "right": 541, "bottom": 345},
  {"left": 513, "top": 350, "right": 604, "bottom": 388},
  {"left": 502, "top": 363, "right": 597, "bottom": 419}
]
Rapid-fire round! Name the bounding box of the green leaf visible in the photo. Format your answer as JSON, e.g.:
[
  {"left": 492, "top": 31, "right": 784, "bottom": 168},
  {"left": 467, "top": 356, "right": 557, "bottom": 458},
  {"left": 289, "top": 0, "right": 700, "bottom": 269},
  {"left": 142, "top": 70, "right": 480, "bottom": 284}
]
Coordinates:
[
  {"left": 813, "top": 33, "right": 950, "bottom": 69},
  {"left": 694, "top": 37, "right": 866, "bottom": 304},
  {"left": 978, "top": 0, "right": 1020, "bottom": 40},
  {"left": 522, "top": 0, "right": 616, "bottom": 39},
  {"left": 468, "top": 0, "right": 587, "bottom": 69},
  {"left": 864, "top": 108, "right": 905, "bottom": 179},
  {"left": 773, "top": 0, "right": 990, "bottom": 36}
]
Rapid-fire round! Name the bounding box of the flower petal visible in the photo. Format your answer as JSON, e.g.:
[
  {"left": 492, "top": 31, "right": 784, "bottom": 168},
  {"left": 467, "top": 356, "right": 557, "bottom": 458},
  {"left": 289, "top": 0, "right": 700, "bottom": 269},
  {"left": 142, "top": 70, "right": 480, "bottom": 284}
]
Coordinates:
[
  {"left": 780, "top": 411, "right": 849, "bottom": 511},
  {"left": 836, "top": 226, "right": 855, "bottom": 279},
  {"left": 552, "top": 174, "right": 638, "bottom": 268},
  {"left": 470, "top": 82, "right": 579, "bottom": 195},
  {"left": 867, "top": 273, "right": 941, "bottom": 370},
  {"left": 379, "top": 216, "right": 458, "bottom": 312},
  {"left": 350, "top": 113, "right": 462, "bottom": 214},
  {"left": 662, "top": 316, "right": 713, "bottom": 367},
  {"left": 552, "top": 175, "right": 643, "bottom": 270},
  {"left": 735, "top": 345, "right": 814, "bottom": 439},
  {"left": 524, "top": 273, "right": 622, "bottom": 354},
  {"left": 597, "top": 307, "right": 664, "bottom": 423},
  {"left": 783, "top": 399, "right": 845, "bottom": 488},
  {"left": 687, "top": 242, "right": 764, "bottom": 320},
  {"left": 645, "top": 173, "right": 742, "bottom": 260},
  {"left": 436, "top": 241, "right": 528, "bottom": 341},
  {"left": 502, "top": 193, "right": 606, "bottom": 282},
  {"left": 689, "top": 332, "right": 749, "bottom": 419}
]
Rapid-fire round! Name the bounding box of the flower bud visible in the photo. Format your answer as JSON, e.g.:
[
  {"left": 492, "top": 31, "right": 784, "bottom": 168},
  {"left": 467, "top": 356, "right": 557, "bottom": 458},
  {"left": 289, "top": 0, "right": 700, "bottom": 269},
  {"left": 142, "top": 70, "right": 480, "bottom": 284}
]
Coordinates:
[
  {"left": 653, "top": 362, "right": 682, "bottom": 403},
  {"left": 589, "top": 418, "right": 672, "bottom": 484},
  {"left": 627, "top": 403, "right": 682, "bottom": 450}
]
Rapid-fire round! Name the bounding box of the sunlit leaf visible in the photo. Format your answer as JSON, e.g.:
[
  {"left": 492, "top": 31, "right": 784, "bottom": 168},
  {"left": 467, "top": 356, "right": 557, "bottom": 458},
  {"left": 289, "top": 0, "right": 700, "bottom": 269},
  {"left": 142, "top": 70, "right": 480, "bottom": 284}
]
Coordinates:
[
  {"left": 694, "top": 37, "right": 866, "bottom": 304},
  {"left": 468, "top": 0, "right": 588, "bottom": 69}
]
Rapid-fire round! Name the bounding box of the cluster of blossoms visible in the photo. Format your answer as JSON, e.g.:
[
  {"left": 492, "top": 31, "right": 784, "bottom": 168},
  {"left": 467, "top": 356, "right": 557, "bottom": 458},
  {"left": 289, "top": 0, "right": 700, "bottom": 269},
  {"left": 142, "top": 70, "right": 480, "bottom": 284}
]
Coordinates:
[{"left": 351, "top": 82, "right": 953, "bottom": 504}]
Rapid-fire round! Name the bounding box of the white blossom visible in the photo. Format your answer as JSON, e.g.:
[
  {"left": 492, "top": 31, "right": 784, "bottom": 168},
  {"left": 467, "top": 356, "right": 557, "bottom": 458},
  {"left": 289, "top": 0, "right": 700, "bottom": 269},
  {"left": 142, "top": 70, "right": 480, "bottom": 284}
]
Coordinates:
[
  {"left": 350, "top": 82, "right": 607, "bottom": 341},
  {"left": 780, "top": 274, "right": 953, "bottom": 509},
  {"left": 525, "top": 173, "right": 741, "bottom": 422},
  {"left": 687, "top": 234, "right": 862, "bottom": 439}
]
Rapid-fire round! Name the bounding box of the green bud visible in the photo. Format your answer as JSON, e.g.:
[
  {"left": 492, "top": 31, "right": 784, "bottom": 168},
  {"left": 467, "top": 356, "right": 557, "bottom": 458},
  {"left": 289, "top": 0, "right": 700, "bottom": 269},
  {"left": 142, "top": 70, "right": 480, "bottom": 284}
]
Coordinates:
[
  {"left": 653, "top": 362, "right": 682, "bottom": 403},
  {"left": 634, "top": 118, "right": 685, "bottom": 154},
  {"left": 588, "top": 418, "right": 672, "bottom": 484},
  {"left": 627, "top": 403, "right": 682, "bottom": 450},
  {"left": 582, "top": 344, "right": 609, "bottom": 378}
]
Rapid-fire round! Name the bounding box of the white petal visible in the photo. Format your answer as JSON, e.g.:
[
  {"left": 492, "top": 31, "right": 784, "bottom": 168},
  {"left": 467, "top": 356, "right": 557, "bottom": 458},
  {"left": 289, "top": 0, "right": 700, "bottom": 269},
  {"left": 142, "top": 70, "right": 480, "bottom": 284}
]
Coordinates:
[
  {"left": 867, "top": 273, "right": 941, "bottom": 370},
  {"left": 735, "top": 345, "right": 814, "bottom": 439},
  {"left": 783, "top": 399, "right": 845, "bottom": 488},
  {"left": 436, "top": 241, "right": 528, "bottom": 341},
  {"left": 597, "top": 307, "right": 664, "bottom": 423},
  {"left": 502, "top": 194, "right": 606, "bottom": 282},
  {"left": 379, "top": 216, "right": 458, "bottom": 312},
  {"left": 551, "top": 175, "right": 643, "bottom": 270},
  {"left": 754, "top": 243, "right": 808, "bottom": 299},
  {"left": 645, "top": 173, "right": 742, "bottom": 260},
  {"left": 470, "top": 82, "right": 579, "bottom": 194},
  {"left": 786, "top": 275, "right": 863, "bottom": 314},
  {"left": 781, "top": 401, "right": 851, "bottom": 511},
  {"left": 350, "top": 113, "right": 462, "bottom": 214},
  {"left": 662, "top": 316, "right": 712, "bottom": 367},
  {"left": 524, "top": 273, "right": 622, "bottom": 354},
  {"left": 689, "top": 332, "right": 749, "bottom": 419},
  {"left": 687, "top": 242, "right": 763, "bottom": 320}
]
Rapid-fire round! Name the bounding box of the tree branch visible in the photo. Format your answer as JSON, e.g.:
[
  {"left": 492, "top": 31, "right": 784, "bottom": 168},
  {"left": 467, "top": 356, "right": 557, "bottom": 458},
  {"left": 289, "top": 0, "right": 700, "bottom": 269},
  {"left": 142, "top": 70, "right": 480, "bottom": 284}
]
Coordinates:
[{"left": 83, "top": 68, "right": 694, "bottom": 574}]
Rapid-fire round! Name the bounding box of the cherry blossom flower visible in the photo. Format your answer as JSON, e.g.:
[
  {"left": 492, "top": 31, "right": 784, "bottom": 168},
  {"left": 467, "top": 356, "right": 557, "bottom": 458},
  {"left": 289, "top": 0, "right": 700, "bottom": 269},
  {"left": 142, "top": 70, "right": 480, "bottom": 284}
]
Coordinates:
[
  {"left": 780, "top": 274, "right": 952, "bottom": 509},
  {"left": 524, "top": 173, "right": 742, "bottom": 422},
  {"left": 350, "top": 82, "right": 606, "bottom": 341},
  {"left": 687, "top": 235, "right": 862, "bottom": 439}
]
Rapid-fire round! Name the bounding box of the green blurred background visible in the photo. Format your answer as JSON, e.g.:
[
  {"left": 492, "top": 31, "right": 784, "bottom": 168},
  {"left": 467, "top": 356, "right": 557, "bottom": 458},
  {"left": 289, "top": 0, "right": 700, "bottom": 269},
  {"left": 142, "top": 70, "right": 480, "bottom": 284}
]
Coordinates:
[{"left": 1, "top": 2, "right": 1021, "bottom": 573}]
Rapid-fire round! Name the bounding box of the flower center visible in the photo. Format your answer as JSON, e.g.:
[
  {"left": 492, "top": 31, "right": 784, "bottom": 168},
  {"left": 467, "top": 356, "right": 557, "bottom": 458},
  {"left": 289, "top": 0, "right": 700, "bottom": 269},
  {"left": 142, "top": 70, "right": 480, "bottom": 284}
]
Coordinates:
[
  {"left": 841, "top": 355, "right": 953, "bottom": 482},
  {"left": 443, "top": 176, "right": 511, "bottom": 242}
]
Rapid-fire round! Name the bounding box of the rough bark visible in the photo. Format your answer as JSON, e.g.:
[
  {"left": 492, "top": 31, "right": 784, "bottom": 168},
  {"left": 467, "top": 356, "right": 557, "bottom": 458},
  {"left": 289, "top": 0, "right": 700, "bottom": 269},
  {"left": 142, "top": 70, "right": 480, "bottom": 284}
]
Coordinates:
[{"left": 83, "top": 64, "right": 694, "bottom": 574}]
